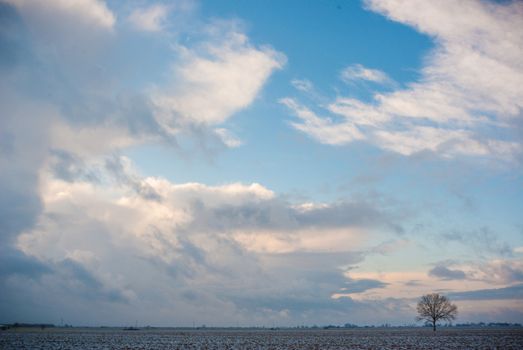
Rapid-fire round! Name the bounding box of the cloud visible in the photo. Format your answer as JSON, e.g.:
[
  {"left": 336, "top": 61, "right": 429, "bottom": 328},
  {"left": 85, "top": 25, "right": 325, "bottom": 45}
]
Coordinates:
[
  {"left": 471, "top": 260, "right": 523, "bottom": 285},
  {"left": 128, "top": 4, "right": 169, "bottom": 32},
  {"left": 0, "top": 248, "right": 51, "bottom": 279},
  {"left": 214, "top": 128, "right": 242, "bottom": 148},
  {"left": 441, "top": 227, "right": 514, "bottom": 258},
  {"left": 448, "top": 284, "right": 523, "bottom": 301},
  {"left": 280, "top": 97, "right": 364, "bottom": 145},
  {"left": 152, "top": 27, "right": 286, "bottom": 129},
  {"left": 282, "top": 0, "right": 523, "bottom": 159},
  {"left": 0, "top": 2, "right": 295, "bottom": 325},
  {"left": 1, "top": 155, "right": 407, "bottom": 325},
  {"left": 0, "top": 0, "right": 284, "bottom": 239},
  {"left": 291, "top": 79, "right": 314, "bottom": 93},
  {"left": 5, "top": 0, "right": 115, "bottom": 28},
  {"left": 428, "top": 265, "right": 467, "bottom": 280},
  {"left": 339, "top": 277, "right": 389, "bottom": 294},
  {"left": 340, "top": 64, "right": 392, "bottom": 84},
  {"left": 1, "top": 0, "right": 115, "bottom": 43},
  {"left": 433, "top": 257, "right": 519, "bottom": 286}
]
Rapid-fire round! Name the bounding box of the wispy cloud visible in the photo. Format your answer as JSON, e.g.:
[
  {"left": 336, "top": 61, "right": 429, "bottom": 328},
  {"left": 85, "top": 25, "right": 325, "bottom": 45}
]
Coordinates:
[
  {"left": 291, "top": 79, "right": 314, "bottom": 93},
  {"left": 282, "top": 0, "right": 523, "bottom": 159},
  {"left": 340, "top": 64, "right": 392, "bottom": 85},
  {"left": 280, "top": 97, "right": 364, "bottom": 145}
]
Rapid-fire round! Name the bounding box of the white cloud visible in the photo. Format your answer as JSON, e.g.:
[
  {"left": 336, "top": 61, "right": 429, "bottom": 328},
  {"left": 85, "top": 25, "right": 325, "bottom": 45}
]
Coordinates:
[
  {"left": 327, "top": 97, "right": 390, "bottom": 127},
  {"left": 128, "top": 4, "right": 169, "bottom": 32},
  {"left": 214, "top": 128, "right": 243, "bottom": 148},
  {"left": 280, "top": 98, "right": 364, "bottom": 145},
  {"left": 340, "top": 64, "right": 391, "bottom": 84},
  {"left": 291, "top": 79, "right": 314, "bottom": 93},
  {"left": 3, "top": 0, "right": 115, "bottom": 30},
  {"left": 374, "top": 126, "right": 487, "bottom": 157},
  {"left": 282, "top": 0, "right": 523, "bottom": 159},
  {"left": 153, "top": 29, "right": 286, "bottom": 129}
]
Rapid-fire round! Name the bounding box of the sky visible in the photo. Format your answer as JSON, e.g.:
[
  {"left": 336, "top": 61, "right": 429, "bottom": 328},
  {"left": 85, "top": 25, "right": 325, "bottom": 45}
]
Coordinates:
[{"left": 0, "top": 0, "right": 522, "bottom": 327}]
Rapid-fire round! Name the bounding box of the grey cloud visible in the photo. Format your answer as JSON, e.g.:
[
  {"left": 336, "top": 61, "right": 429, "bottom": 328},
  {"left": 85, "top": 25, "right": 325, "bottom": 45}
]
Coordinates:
[
  {"left": 429, "top": 265, "right": 467, "bottom": 280},
  {"left": 0, "top": 248, "right": 51, "bottom": 279},
  {"left": 343, "top": 278, "right": 388, "bottom": 294},
  {"left": 0, "top": 91, "right": 49, "bottom": 245},
  {"left": 56, "top": 259, "right": 129, "bottom": 304},
  {"left": 404, "top": 280, "right": 422, "bottom": 287},
  {"left": 0, "top": 178, "right": 41, "bottom": 243},
  {"left": 50, "top": 149, "right": 100, "bottom": 183},
  {"left": 441, "top": 227, "right": 513, "bottom": 257},
  {"left": 188, "top": 197, "right": 402, "bottom": 235},
  {"left": 448, "top": 284, "right": 523, "bottom": 301},
  {"left": 295, "top": 201, "right": 394, "bottom": 229},
  {"left": 476, "top": 261, "right": 523, "bottom": 285},
  {"left": 0, "top": 2, "right": 29, "bottom": 69},
  {"left": 105, "top": 155, "right": 162, "bottom": 201}
]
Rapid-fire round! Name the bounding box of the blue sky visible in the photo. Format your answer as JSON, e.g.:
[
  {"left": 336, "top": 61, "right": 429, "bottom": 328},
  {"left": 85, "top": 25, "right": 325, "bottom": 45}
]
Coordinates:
[{"left": 1, "top": 0, "right": 523, "bottom": 327}]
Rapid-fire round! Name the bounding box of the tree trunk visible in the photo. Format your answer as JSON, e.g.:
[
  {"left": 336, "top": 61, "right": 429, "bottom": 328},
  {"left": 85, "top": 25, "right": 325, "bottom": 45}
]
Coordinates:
[{"left": 433, "top": 320, "right": 436, "bottom": 332}]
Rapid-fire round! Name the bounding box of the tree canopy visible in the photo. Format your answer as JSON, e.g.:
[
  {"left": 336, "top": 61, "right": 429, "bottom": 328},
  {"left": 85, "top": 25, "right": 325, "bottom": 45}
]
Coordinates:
[{"left": 416, "top": 293, "right": 458, "bottom": 331}]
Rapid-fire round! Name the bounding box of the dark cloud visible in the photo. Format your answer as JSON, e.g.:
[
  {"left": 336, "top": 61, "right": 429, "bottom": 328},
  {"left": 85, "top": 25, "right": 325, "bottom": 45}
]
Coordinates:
[
  {"left": 0, "top": 92, "right": 49, "bottom": 245},
  {"left": 342, "top": 278, "right": 388, "bottom": 294},
  {"left": 56, "top": 259, "right": 129, "bottom": 303},
  {"left": 104, "top": 156, "right": 162, "bottom": 201},
  {"left": 429, "top": 265, "right": 467, "bottom": 280},
  {"left": 0, "top": 2, "right": 29, "bottom": 69},
  {"left": 0, "top": 248, "right": 51, "bottom": 279},
  {"left": 448, "top": 284, "right": 523, "bottom": 301},
  {"left": 50, "top": 149, "right": 100, "bottom": 183},
  {"left": 189, "top": 196, "right": 402, "bottom": 235}
]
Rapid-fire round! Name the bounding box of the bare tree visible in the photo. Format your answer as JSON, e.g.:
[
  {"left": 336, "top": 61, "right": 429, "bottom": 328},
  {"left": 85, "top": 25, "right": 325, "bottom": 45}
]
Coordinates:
[{"left": 416, "top": 293, "right": 457, "bottom": 331}]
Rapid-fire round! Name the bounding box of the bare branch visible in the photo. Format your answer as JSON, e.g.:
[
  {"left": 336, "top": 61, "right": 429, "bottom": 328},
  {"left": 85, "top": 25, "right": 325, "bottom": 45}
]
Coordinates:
[{"left": 416, "top": 293, "right": 458, "bottom": 331}]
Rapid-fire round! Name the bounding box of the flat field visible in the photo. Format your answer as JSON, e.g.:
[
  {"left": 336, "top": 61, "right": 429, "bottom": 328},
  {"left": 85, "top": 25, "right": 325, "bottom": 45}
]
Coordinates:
[{"left": 1, "top": 327, "right": 522, "bottom": 349}]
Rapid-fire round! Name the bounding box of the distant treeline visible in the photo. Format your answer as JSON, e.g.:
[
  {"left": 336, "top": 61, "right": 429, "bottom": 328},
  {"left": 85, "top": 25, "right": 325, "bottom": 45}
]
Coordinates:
[
  {"left": 453, "top": 322, "right": 522, "bottom": 328},
  {"left": 1, "top": 322, "right": 521, "bottom": 331},
  {"left": 0, "top": 323, "right": 56, "bottom": 330},
  {"left": 291, "top": 322, "right": 522, "bottom": 329}
]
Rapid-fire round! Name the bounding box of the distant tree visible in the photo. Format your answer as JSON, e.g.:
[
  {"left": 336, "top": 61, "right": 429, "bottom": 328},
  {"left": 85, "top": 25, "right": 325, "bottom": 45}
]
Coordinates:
[{"left": 416, "top": 293, "right": 458, "bottom": 331}]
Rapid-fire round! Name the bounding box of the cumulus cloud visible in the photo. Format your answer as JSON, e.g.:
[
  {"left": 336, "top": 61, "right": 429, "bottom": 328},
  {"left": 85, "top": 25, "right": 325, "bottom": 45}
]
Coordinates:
[
  {"left": 282, "top": 0, "right": 523, "bottom": 159},
  {"left": 3, "top": 156, "right": 404, "bottom": 325}
]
